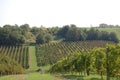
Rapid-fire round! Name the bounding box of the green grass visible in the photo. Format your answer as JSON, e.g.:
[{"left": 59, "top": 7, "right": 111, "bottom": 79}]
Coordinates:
[
  {"left": 25, "top": 72, "right": 62, "bottom": 80},
  {"left": 1, "top": 72, "right": 119, "bottom": 80},
  {"left": 62, "top": 74, "right": 106, "bottom": 80},
  {"left": 0, "top": 72, "right": 62, "bottom": 80},
  {"left": 40, "top": 65, "right": 51, "bottom": 71},
  {"left": 27, "top": 46, "right": 39, "bottom": 71},
  {"left": 26, "top": 46, "right": 51, "bottom": 71}
]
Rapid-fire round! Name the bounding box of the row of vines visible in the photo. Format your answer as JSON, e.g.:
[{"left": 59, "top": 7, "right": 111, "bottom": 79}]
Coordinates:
[
  {"left": 36, "top": 41, "right": 114, "bottom": 66},
  {"left": 49, "top": 44, "right": 120, "bottom": 80},
  {"left": 0, "top": 45, "right": 29, "bottom": 69}
]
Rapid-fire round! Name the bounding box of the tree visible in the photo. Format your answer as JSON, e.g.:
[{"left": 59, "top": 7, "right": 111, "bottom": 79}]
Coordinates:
[
  {"left": 36, "top": 33, "right": 45, "bottom": 44},
  {"left": 109, "top": 32, "right": 119, "bottom": 43},
  {"left": 65, "top": 27, "right": 81, "bottom": 41},
  {"left": 36, "top": 33, "right": 53, "bottom": 44},
  {"left": 20, "top": 24, "right": 30, "bottom": 32},
  {"left": 31, "top": 27, "right": 40, "bottom": 35},
  {"left": 99, "top": 31, "right": 109, "bottom": 41},
  {"left": 86, "top": 28, "right": 100, "bottom": 40},
  {"left": 99, "top": 23, "right": 108, "bottom": 28},
  {"left": 0, "top": 25, "right": 25, "bottom": 45},
  {"left": 57, "top": 25, "right": 69, "bottom": 38},
  {"left": 44, "top": 34, "right": 53, "bottom": 43}
]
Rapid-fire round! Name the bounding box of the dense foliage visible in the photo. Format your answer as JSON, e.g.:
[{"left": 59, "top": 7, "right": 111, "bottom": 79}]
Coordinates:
[
  {"left": 49, "top": 44, "right": 120, "bottom": 79},
  {"left": 36, "top": 33, "right": 53, "bottom": 44},
  {"left": 0, "top": 55, "right": 25, "bottom": 75},
  {"left": 0, "top": 25, "right": 25, "bottom": 45},
  {"left": 57, "top": 25, "right": 119, "bottom": 42},
  {"left": 0, "top": 24, "right": 119, "bottom": 45}
]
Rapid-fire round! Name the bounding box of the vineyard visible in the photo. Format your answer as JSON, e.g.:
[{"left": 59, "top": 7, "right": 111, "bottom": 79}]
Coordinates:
[
  {"left": 49, "top": 43, "right": 120, "bottom": 80},
  {"left": 0, "top": 45, "right": 29, "bottom": 69},
  {"left": 36, "top": 41, "right": 114, "bottom": 66},
  {"left": 0, "top": 40, "right": 119, "bottom": 80}
]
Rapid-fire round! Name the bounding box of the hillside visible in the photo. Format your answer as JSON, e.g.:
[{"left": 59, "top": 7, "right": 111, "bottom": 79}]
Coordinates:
[
  {"left": 0, "top": 24, "right": 120, "bottom": 80},
  {"left": 0, "top": 41, "right": 119, "bottom": 80},
  {"left": 36, "top": 41, "right": 114, "bottom": 66},
  {"left": 0, "top": 24, "right": 119, "bottom": 45},
  {"left": 95, "top": 27, "right": 120, "bottom": 40}
]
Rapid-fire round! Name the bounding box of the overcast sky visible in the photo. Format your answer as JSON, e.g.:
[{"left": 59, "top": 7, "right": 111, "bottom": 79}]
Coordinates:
[{"left": 0, "top": 0, "right": 120, "bottom": 27}]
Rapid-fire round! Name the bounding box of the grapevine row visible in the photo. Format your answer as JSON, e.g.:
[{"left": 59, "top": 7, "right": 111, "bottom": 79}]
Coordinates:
[
  {"left": 0, "top": 46, "right": 29, "bottom": 69},
  {"left": 36, "top": 41, "right": 114, "bottom": 66}
]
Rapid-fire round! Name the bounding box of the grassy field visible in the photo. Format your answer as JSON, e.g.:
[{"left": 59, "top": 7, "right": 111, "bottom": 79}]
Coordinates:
[{"left": 25, "top": 72, "right": 62, "bottom": 80}]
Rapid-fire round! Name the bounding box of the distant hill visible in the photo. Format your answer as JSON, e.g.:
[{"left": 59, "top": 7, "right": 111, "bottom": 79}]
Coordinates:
[{"left": 95, "top": 27, "right": 120, "bottom": 40}]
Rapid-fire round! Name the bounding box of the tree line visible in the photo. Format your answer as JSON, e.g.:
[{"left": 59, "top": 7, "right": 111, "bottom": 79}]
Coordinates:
[
  {"left": 57, "top": 24, "right": 119, "bottom": 43},
  {"left": 99, "top": 23, "right": 120, "bottom": 28},
  {"left": 0, "top": 24, "right": 25, "bottom": 45},
  {"left": 0, "top": 24, "right": 119, "bottom": 45}
]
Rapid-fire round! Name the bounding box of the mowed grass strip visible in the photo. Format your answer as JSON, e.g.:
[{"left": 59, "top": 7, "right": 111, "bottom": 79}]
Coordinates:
[
  {"left": 27, "top": 46, "right": 39, "bottom": 71},
  {"left": 25, "top": 72, "right": 62, "bottom": 80}
]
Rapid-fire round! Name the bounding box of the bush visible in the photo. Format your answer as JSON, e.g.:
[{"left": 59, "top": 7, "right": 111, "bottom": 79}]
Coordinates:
[{"left": 0, "top": 55, "right": 25, "bottom": 75}]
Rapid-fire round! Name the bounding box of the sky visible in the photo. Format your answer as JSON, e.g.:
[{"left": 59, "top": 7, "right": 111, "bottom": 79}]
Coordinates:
[{"left": 0, "top": 0, "right": 120, "bottom": 27}]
